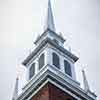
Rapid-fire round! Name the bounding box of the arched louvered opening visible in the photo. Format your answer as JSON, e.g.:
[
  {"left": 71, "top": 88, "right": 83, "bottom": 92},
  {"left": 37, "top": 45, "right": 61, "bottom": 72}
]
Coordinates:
[
  {"left": 29, "top": 63, "right": 35, "bottom": 79},
  {"left": 52, "top": 52, "right": 60, "bottom": 69},
  {"left": 39, "top": 53, "right": 45, "bottom": 70},
  {"left": 64, "top": 60, "right": 72, "bottom": 77}
]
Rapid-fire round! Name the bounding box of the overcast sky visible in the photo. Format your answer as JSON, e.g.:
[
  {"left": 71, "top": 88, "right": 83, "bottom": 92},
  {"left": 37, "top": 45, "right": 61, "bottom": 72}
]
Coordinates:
[{"left": 0, "top": 0, "right": 100, "bottom": 100}]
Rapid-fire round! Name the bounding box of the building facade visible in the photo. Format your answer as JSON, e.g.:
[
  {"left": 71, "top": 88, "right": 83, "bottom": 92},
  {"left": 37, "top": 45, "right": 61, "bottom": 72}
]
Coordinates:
[{"left": 13, "top": 0, "right": 97, "bottom": 100}]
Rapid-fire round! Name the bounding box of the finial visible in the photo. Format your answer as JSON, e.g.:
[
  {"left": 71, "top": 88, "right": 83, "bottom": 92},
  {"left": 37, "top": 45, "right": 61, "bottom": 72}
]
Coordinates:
[
  {"left": 12, "top": 67, "right": 20, "bottom": 100},
  {"left": 82, "top": 68, "right": 90, "bottom": 93},
  {"left": 12, "top": 77, "right": 19, "bottom": 100},
  {"left": 16, "top": 76, "right": 19, "bottom": 81},
  {"left": 16, "top": 71, "right": 20, "bottom": 80},
  {"left": 44, "top": 0, "right": 56, "bottom": 32}
]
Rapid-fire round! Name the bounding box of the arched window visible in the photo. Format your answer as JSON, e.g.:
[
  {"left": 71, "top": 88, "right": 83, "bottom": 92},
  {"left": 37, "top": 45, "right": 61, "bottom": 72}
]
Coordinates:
[
  {"left": 52, "top": 52, "right": 60, "bottom": 69},
  {"left": 64, "top": 60, "right": 72, "bottom": 77},
  {"left": 29, "top": 63, "right": 35, "bottom": 79},
  {"left": 39, "top": 53, "right": 45, "bottom": 70}
]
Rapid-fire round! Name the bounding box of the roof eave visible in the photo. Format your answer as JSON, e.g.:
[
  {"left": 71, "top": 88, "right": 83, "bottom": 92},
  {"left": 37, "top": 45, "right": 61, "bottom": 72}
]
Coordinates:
[
  {"left": 34, "top": 28, "right": 65, "bottom": 45},
  {"left": 22, "top": 38, "right": 78, "bottom": 66}
]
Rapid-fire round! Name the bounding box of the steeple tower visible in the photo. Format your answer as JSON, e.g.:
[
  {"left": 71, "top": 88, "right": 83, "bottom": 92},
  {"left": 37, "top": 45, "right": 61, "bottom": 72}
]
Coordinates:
[
  {"left": 12, "top": 77, "right": 19, "bottom": 100},
  {"left": 44, "top": 0, "right": 56, "bottom": 32},
  {"left": 82, "top": 69, "right": 90, "bottom": 92},
  {"left": 16, "top": 0, "right": 97, "bottom": 100}
]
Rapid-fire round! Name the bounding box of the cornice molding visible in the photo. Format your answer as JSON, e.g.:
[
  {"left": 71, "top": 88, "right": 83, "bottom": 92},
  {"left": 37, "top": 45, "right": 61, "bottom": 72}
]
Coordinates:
[
  {"left": 22, "top": 38, "right": 78, "bottom": 66},
  {"left": 34, "top": 29, "right": 65, "bottom": 45},
  {"left": 17, "top": 64, "right": 96, "bottom": 100}
]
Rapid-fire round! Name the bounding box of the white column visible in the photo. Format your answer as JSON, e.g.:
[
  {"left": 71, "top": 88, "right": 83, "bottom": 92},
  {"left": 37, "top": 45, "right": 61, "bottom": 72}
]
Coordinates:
[
  {"left": 60, "top": 56, "right": 65, "bottom": 73},
  {"left": 45, "top": 48, "right": 48, "bottom": 66},
  {"left": 71, "top": 63, "right": 76, "bottom": 80},
  {"left": 26, "top": 66, "right": 30, "bottom": 81},
  {"left": 45, "top": 47, "right": 52, "bottom": 65},
  {"left": 35, "top": 59, "right": 39, "bottom": 74}
]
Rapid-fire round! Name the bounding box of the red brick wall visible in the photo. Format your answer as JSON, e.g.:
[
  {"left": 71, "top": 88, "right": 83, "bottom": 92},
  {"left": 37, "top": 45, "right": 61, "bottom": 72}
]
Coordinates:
[
  {"left": 32, "top": 83, "right": 74, "bottom": 100},
  {"left": 32, "top": 84, "right": 49, "bottom": 100},
  {"left": 48, "top": 83, "right": 73, "bottom": 100}
]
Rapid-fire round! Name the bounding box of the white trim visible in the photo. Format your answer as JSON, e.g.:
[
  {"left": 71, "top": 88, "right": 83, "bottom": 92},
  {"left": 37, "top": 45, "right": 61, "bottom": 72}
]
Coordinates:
[
  {"left": 48, "top": 64, "right": 80, "bottom": 87},
  {"left": 50, "top": 47, "right": 76, "bottom": 80},
  {"left": 26, "top": 44, "right": 48, "bottom": 67},
  {"left": 27, "top": 78, "right": 80, "bottom": 100},
  {"left": 18, "top": 65, "right": 96, "bottom": 100},
  {"left": 49, "top": 44, "right": 75, "bottom": 63},
  {"left": 47, "top": 78, "right": 80, "bottom": 99}
]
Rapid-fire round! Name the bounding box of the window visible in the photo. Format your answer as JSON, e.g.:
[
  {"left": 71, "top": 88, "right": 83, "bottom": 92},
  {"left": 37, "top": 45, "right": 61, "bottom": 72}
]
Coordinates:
[
  {"left": 39, "top": 53, "right": 45, "bottom": 70},
  {"left": 64, "top": 60, "right": 72, "bottom": 77},
  {"left": 52, "top": 52, "right": 60, "bottom": 69},
  {"left": 29, "top": 63, "right": 35, "bottom": 79}
]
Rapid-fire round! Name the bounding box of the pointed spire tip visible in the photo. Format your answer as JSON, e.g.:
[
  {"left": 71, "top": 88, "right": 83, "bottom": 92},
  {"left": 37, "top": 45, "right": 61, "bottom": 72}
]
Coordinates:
[{"left": 44, "top": 0, "right": 56, "bottom": 32}]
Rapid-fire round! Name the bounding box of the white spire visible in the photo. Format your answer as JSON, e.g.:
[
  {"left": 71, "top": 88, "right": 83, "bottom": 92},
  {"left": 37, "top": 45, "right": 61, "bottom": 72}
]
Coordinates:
[
  {"left": 82, "top": 69, "right": 90, "bottom": 92},
  {"left": 12, "top": 77, "right": 19, "bottom": 100},
  {"left": 44, "top": 0, "right": 56, "bottom": 32}
]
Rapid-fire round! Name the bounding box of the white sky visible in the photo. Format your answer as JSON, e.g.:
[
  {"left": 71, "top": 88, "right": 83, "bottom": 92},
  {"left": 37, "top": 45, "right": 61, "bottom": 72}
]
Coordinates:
[{"left": 0, "top": 0, "right": 100, "bottom": 99}]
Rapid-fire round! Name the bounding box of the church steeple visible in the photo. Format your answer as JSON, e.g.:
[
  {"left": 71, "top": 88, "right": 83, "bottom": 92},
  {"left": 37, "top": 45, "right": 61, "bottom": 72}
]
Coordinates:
[
  {"left": 44, "top": 0, "right": 56, "bottom": 32},
  {"left": 12, "top": 77, "right": 19, "bottom": 100},
  {"left": 17, "top": 0, "right": 97, "bottom": 100},
  {"left": 34, "top": 0, "right": 65, "bottom": 47}
]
